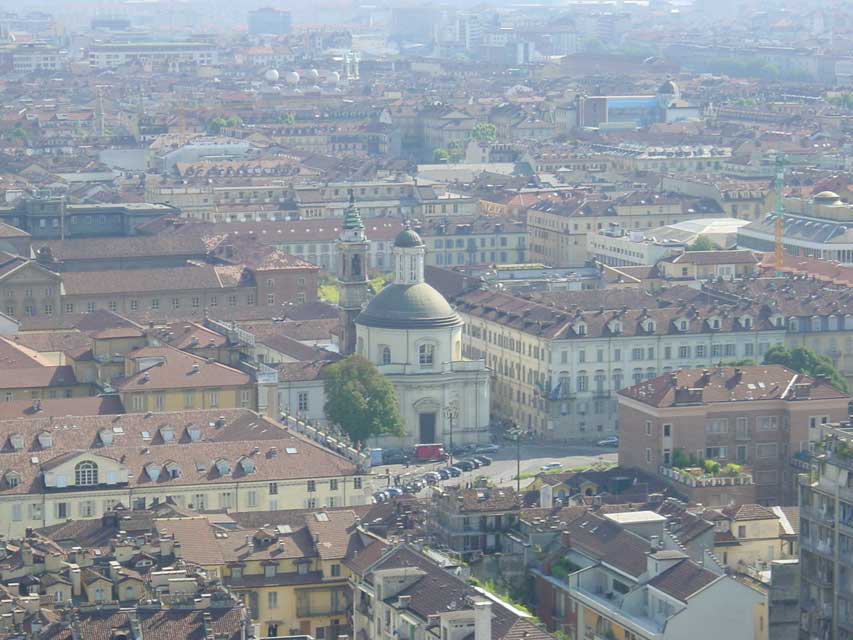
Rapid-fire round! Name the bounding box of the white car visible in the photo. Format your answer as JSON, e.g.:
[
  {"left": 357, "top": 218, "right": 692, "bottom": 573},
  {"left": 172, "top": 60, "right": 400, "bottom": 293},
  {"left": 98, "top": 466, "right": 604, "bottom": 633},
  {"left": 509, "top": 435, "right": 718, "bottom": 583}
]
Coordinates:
[
  {"left": 597, "top": 437, "right": 619, "bottom": 447},
  {"left": 541, "top": 462, "right": 562, "bottom": 471}
]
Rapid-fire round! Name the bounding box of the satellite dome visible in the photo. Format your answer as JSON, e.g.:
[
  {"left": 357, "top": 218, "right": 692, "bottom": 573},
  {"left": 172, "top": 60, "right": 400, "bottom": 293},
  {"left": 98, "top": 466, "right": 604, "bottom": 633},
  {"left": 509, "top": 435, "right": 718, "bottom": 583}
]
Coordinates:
[
  {"left": 308, "top": 68, "right": 320, "bottom": 79},
  {"left": 285, "top": 71, "right": 300, "bottom": 85},
  {"left": 309, "top": 85, "right": 322, "bottom": 93},
  {"left": 329, "top": 71, "right": 341, "bottom": 84},
  {"left": 264, "top": 69, "right": 279, "bottom": 82},
  {"left": 814, "top": 191, "right": 841, "bottom": 205}
]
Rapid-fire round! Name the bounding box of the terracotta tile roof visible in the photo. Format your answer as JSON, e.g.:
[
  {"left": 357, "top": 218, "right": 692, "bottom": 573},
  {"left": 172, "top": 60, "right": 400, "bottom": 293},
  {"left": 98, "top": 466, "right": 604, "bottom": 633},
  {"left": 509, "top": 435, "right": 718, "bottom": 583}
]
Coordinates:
[
  {"left": 664, "top": 250, "right": 759, "bottom": 265},
  {"left": 618, "top": 365, "right": 848, "bottom": 408},
  {"left": 12, "top": 330, "right": 94, "bottom": 361},
  {"left": 720, "top": 503, "right": 777, "bottom": 521},
  {"left": 647, "top": 558, "right": 719, "bottom": 601},
  {"left": 0, "top": 364, "right": 78, "bottom": 390},
  {"left": 0, "top": 396, "right": 123, "bottom": 420},
  {"left": 305, "top": 510, "right": 363, "bottom": 560},
  {"left": 0, "top": 408, "right": 359, "bottom": 496},
  {"left": 277, "top": 360, "right": 334, "bottom": 382},
  {"left": 61, "top": 264, "right": 233, "bottom": 295},
  {"left": 156, "top": 322, "right": 229, "bottom": 350},
  {"left": 440, "top": 487, "right": 520, "bottom": 513},
  {"left": 116, "top": 346, "right": 250, "bottom": 392},
  {"left": 42, "top": 234, "right": 208, "bottom": 261},
  {"left": 563, "top": 513, "right": 650, "bottom": 577}
]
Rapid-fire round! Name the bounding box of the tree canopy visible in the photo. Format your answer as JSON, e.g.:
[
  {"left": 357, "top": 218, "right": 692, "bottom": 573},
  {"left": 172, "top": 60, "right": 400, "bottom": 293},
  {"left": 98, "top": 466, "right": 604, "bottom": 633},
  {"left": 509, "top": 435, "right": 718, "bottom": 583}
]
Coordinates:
[
  {"left": 763, "top": 345, "right": 848, "bottom": 393},
  {"left": 323, "top": 355, "right": 404, "bottom": 443},
  {"left": 472, "top": 122, "right": 497, "bottom": 143}
]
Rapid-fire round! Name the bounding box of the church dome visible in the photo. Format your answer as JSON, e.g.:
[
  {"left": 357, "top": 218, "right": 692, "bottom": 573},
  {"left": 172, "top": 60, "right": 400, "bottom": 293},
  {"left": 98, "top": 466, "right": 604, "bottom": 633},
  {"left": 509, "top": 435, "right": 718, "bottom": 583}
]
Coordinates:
[
  {"left": 394, "top": 227, "right": 424, "bottom": 248},
  {"left": 357, "top": 283, "right": 462, "bottom": 329}
]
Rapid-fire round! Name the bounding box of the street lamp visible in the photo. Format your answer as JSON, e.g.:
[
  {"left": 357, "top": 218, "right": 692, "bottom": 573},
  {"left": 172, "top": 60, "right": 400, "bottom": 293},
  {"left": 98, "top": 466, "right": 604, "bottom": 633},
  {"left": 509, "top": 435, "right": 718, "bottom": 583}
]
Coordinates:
[
  {"left": 506, "top": 423, "right": 528, "bottom": 495},
  {"left": 443, "top": 400, "right": 459, "bottom": 466}
]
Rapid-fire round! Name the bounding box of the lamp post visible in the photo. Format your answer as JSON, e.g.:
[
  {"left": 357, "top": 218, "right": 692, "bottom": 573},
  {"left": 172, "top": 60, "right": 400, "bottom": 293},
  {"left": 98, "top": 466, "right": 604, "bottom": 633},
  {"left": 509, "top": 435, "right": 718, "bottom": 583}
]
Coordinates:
[
  {"left": 506, "top": 423, "right": 527, "bottom": 495},
  {"left": 443, "top": 400, "right": 459, "bottom": 466}
]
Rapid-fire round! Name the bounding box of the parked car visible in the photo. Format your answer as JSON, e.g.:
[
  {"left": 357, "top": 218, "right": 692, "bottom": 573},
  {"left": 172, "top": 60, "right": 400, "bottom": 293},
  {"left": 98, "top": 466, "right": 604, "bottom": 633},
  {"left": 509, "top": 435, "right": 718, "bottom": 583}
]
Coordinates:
[
  {"left": 597, "top": 436, "right": 619, "bottom": 447},
  {"left": 374, "top": 491, "right": 388, "bottom": 503},
  {"left": 446, "top": 466, "right": 462, "bottom": 477},
  {"left": 541, "top": 462, "right": 562, "bottom": 471},
  {"left": 456, "top": 460, "right": 475, "bottom": 472},
  {"left": 475, "top": 443, "right": 500, "bottom": 453},
  {"left": 473, "top": 455, "right": 492, "bottom": 466},
  {"left": 386, "top": 487, "right": 403, "bottom": 497},
  {"left": 437, "top": 468, "right": 451, "bottom": 480},
  {"left": 423, "top": 471, "right": 441, "bottom": 484},
  {"left": 450, "top": 444, "right": 475, "bottom": 456},
  {"left": 382, "top": 449, "right": 410, "bottom": 465}
]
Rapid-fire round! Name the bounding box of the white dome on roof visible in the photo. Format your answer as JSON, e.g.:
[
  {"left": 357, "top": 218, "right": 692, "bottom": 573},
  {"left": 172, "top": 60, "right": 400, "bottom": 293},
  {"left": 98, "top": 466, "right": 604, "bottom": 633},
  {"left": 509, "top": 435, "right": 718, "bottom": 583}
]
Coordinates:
[
  {"left": 264, "top": 69, "right": 279, "bottom": 82},
  {"left": 308, "top": 68, "right": 320, "bottom": 79},
  {"left": 285, "top": 71, "right": 300, "bottom": 85}
]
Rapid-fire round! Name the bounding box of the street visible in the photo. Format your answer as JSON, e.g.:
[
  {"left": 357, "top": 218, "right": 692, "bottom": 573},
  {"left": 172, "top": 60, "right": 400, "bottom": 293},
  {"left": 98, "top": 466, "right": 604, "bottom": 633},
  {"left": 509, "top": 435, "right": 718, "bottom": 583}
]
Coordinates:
[{"left": 370, "top": 442, "right": 618, "bottom": 493}]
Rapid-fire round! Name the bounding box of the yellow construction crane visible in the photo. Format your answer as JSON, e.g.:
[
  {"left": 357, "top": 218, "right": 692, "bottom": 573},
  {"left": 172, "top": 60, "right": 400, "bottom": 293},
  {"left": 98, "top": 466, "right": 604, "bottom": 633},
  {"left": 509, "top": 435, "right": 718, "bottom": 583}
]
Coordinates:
[{"left": 771, "top": 154, "right": 786, "bottom": 274}]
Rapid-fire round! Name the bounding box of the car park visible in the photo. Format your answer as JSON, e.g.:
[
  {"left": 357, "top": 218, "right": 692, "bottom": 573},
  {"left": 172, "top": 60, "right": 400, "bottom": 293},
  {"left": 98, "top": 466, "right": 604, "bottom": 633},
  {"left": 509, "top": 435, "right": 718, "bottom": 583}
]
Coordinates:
[
  {"left": 382, "top": 449, "right": 410, "bottom": 465},
  {"left": 387, "top": 487, "right": 403, "bottom": 497}
]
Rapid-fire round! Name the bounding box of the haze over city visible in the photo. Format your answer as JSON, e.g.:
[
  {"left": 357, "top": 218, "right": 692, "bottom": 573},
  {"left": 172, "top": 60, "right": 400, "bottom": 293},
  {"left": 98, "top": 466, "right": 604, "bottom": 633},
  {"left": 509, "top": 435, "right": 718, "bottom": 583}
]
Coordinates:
[{"left": 0, "top": 0, "right": 848, "bottom": 639}]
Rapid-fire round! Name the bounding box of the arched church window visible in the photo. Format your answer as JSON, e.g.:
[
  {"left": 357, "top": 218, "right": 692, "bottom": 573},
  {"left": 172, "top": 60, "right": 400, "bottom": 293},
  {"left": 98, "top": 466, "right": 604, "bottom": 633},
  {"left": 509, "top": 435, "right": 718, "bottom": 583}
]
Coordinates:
[{"left": 381, "top": 345, "right": 391, "bottom": 365}]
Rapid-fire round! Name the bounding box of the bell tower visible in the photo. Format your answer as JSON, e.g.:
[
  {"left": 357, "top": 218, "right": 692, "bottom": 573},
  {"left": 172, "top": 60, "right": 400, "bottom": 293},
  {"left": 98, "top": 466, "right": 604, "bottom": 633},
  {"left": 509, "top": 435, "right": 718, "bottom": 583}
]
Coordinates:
[{"left": 337, "top": 190, "right": 369, "bottom": 355}]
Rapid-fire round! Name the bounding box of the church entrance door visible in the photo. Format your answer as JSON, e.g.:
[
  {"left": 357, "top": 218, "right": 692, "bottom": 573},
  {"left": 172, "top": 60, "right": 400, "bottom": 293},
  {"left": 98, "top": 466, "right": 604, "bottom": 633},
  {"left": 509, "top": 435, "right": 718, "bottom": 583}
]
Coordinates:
[{"left": 419, "top": 412, "right": 437, "bottom": 443}]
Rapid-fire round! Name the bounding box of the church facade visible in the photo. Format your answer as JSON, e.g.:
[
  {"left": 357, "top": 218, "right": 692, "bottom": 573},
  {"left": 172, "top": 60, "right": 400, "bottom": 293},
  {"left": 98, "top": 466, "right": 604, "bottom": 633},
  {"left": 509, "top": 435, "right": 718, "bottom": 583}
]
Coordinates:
[{"left": 337, "top": 200, "right": 490, "bottom": 448}]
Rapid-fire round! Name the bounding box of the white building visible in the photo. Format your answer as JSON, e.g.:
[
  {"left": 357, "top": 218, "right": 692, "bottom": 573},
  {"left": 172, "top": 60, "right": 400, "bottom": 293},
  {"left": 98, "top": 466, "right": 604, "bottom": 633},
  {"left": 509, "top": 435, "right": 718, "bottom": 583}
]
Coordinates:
[
  {"left": 355, "top": 226, "right": 490, "bottom": 447},
  {"left": 588, "top": 226, "right": 685, "bottom": 267},
  {"left": 87, "top": 42, "right": 218, "bottom": 69}
]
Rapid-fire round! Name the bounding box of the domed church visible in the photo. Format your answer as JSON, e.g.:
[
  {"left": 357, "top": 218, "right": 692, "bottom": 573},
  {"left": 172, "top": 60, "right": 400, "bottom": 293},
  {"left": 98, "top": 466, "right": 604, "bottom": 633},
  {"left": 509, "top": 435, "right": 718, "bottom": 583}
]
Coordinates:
[{"left": 337, "top": 197, "right": 490, "bottom": 448}]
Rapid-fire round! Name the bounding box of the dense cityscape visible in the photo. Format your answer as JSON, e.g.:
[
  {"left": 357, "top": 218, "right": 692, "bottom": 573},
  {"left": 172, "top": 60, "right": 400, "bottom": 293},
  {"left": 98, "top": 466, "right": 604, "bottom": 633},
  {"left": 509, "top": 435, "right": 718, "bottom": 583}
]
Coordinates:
[{"left": 0, "top": 0, "right": 849, "bottom": 638}]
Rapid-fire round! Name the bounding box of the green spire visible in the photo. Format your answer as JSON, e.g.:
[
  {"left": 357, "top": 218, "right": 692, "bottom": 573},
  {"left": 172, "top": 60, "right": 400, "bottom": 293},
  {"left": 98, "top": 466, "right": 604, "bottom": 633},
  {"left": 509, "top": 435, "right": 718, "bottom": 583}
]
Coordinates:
[{"left": 343, "top": 189, "right": 364, "bottom": 231}]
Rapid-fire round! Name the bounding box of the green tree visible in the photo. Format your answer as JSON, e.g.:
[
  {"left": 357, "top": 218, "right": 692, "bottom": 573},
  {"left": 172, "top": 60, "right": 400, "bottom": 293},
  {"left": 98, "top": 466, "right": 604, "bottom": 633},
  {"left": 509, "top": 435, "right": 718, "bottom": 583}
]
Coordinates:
[
  {"left": 447, "top": 140, "right": 465, "bottom": 163},
  {"left": 433, "top": 148, "right": 450, "bottom": 163},
  {"left": 472, "top": 122, "right": 497, "bottom": 143},
  {"left": 207, "top": 117, "right": 227, "bottom": 134},
  {"left": 686, "top": 236, "right": 716, "bottom": 251},
  {"left": 323, "top": 355, "right": 404, "bottom": 443},
  {"left": 278, "top": 112, "right": 296, "bottom": 124},
  {"left": 763, "top": 345, "right": 848, "bottom": 393},
  {"left": 225, "top": 115, "right": 243, "bottom": 127}
]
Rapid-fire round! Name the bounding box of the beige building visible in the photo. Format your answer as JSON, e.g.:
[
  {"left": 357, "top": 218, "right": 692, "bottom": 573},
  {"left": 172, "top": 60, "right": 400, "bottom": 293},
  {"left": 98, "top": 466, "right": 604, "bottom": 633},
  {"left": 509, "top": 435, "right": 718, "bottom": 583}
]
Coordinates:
[
  {"left": 0, "top": 408, "right": 372, "bottom": 538},
  {"left": 526, "top": 192, "right": 724, "bottom": 266}
]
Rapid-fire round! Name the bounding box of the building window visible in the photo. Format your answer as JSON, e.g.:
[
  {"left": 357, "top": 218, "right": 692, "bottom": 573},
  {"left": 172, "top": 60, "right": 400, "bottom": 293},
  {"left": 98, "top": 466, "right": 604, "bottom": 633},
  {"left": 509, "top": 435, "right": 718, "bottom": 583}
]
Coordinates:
[
  {"left": 171, "top": 298, "right": 180, "bottom": 309},
  {"left": 267, "top": 293, "right": 275, "bottom": 305},
  {"left": 645, "top": 420, "right": 652, "bottom": 436},
  {"left": 418, "top": 343, "right": 435, "bottom": 367},
  {"left": 154, "top": 393, "right": 165, "bottom": 411},
  {"left": 266, "top": 278, "right": 274, "bottom": 289},
  {"left": 129, "top": 300, "right": 138, "bottom": 311},
  {"left": 247, "top": 294, "right": 256, "bottom": 305},
  {"left": 192, "top": 297, "right": 200, "bottom": 308},
  {"left": 757, "top": 416, "right": 778, "bottom": 431},
  {"left": 705, "top": 446, "right": 728, "bottom": 460},
  {"left": 330, "top": 479, "right": 338, "bottom": 491},
  {"left": 381, "top": 345, "right": 391, "bottom": 365},
  {"left": 645, "top": 448, "right": 651, "bottom": 463},
  {"left": 354, "top": 477, "right": 362, "bottom": 490},
  {"left": 307, "top": 480, "right": 316, "bottom": 492},
  {"left": 696, "top": 344, "right": 706, "bottom": 358},
  {"left": 86, "top": 302, "right": 96, "bottom": 313},
  {"left": 75, "top": 461, "right": 98, "bottom": 486},
  {"left": 228, "top": 295, "right": 237, "bottom": 306},
  {"left": 240, "top": 389, "right": 251, "bottom": 408},
  {"left": 151, "top": 298, "right": 160, "bottom": 310},
  {"left": 132, "top": 394, "right": 144, "bottom": 412},
  {"left": 297, "top": 391, "right": 309, "bottom": 412},
  {"left": 184, "top": 391, "right": 194, "bottom": 409},
  {"left": 678, "top": 345, "right": 690, "bottom": 359},
  {"left": 331, "top": 564, "right": 341, "bottom": 577},
  {"left": 267, "top": 591, "right": 278, "bottom": 609},
  {"left": 79, "top": 500, "right": 95, "bottom": 518},
  {"left": 269, "top": 482, "right": 278, "bottom": 495}
]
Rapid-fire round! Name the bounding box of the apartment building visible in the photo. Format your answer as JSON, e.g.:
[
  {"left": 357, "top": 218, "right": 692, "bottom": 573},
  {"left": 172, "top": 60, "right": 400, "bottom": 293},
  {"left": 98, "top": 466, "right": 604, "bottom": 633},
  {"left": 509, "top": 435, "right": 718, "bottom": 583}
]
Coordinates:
[
  {"left": 454, "top": 287, "right": 788, "bottom": 439},
  {"left": 0, "top": 408, "right": 372, "bottom": 538},
  {"left": 349, "top": 543, "right": 552, "bottom": 640},
  {"left": 526, "top": 192, "right": 724, "bottom": 266},
  {"left": 661, "top": 174, "right": 772, "bottom": 220},
  {"left": 161, "top": 509, "right": 368, "bottom": 639},
  {"left": 0, "top": 247, "right": 318, "bottom": 325},
  {"left": 533, "top": 511, "right": 765, "bottom": 640},
  {"left": 799, "top": 424, "right": 853, "bottom": 640},
  {"left": 657, "top": 250, "right": 760, "bottom": 281},
  {"left": 617, "top": 366, "right": 850, "bottom": 505},
  {"left": 431, "top": 487, "right": 520, "bottom": 561},
  {"left": 87, "top": 42, "right": 218, "bottom": 68}
]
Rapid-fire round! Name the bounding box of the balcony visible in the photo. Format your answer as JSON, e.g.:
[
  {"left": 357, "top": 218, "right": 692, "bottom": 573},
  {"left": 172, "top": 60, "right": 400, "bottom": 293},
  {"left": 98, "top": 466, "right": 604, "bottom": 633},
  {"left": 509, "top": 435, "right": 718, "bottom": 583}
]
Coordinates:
[
  {"left": 297, "top": 604, "right": 350, "bottom": 618},
  {"left": 802, "top": 536, "right": 835, "bottom": 559}
]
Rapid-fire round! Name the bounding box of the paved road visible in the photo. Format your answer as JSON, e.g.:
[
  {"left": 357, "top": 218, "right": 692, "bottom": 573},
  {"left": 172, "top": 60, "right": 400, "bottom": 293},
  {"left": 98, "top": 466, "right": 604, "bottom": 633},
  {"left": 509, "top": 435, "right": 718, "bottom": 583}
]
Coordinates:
[{"left": 371, "top": 443, "right": 618, "bottom": 493}]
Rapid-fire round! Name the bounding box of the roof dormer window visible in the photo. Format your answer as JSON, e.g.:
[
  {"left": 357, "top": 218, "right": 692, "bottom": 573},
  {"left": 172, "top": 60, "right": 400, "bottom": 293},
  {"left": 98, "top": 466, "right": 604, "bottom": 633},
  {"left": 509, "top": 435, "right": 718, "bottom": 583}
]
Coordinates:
[
  {"left": 4, "top": 470, "right": 20, "bottom": 488},
  {"left": 145, "top": 463, "right": 161, "bottom": 482},
  {"left": 643, "top": 319, "right": 656, "bottom": 333},
  {"left": 708, "top": 317, "right": 721, "bottom": 331},
  {"left": 159, "top": 425, "right": 175, "bottom": 443},
  {"left": 239, "top": 457, "right": 256, "bottom": 474},
  {"left": 165, "top": 461, "right": 181, "bottom": 479},
  {"left": 575, "top": 322, "right": 587, "bottom": 336},
  {"left": 98, "top": 429, "right": 113, "bottom": 446},
  {"left": 37, "top": 432, "right": 53, "bottom": 450},
  {"left": 608, "top": 320, "right": 622, "bottom": 334},
  {"left": 215, "top": 458, "right": 231, "bottom": 476},
  {"left": 187, "top": 424, "right": 201, "bottom": 442},
  {"left": 740, "top": 316, "right": 752, "bottom": 330},
  {"left": 9, "top": 433, "right": 23, "bottom": 451}
]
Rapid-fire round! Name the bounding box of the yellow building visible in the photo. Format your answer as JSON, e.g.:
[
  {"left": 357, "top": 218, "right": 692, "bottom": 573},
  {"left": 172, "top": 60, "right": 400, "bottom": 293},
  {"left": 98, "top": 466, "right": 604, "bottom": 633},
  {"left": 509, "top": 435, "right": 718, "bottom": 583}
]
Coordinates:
[
  {"left": 116, "top": 345, "right": 256, "bottom": 413},
  {"left": 159, "top": 509, "right": 376, "bottom": 638}
]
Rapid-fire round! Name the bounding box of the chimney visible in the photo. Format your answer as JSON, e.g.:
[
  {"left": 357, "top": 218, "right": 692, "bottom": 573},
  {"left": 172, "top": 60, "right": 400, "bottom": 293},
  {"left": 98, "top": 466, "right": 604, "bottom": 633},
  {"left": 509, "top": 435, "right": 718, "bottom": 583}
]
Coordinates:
[
  {"left": 733, "top": 367, "right": 743, "bottom": 382},
  {"left": 472, "top": 597, "right": 493, "bottom": 640},
  {"left": 560, "top": 531, "right": 572, "bottom": 548},
  {"left": 397, "top": 595, "right": 412, "bottom": 608},
  {"left": 108, "top": 560, "right": 122, "bottom": 581},
  {"left": 69, "top": 565, "right": 81, "bottom": 596}
]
